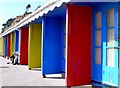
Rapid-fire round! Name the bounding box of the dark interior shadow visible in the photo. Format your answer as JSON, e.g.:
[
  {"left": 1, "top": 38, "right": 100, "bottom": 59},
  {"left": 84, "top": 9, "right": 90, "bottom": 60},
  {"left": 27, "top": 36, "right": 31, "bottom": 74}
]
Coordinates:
[
  {"left": 92, "top": 82, "right": 119, "bottom": 88},
  {"left": 46, "top": 77, "right": 65, "bottom": 79},
  {"left": 0, "top": 66, "right": 9, "bottom": 68},
  {"left": 31, "top": 68, "right": 41, "bottom": 71},
  {"left": 19, "top": 64, "right": 28, "bottom": 66}
]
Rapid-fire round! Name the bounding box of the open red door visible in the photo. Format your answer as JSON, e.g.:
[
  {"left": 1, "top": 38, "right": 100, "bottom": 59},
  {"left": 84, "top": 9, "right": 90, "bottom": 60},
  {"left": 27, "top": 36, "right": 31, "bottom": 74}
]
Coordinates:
[
  {"left": 66, "top": 4, "right": 92, "bottom": 86},
  {"left": 20, "top": 27, "right": 29, "bottom": 65}
]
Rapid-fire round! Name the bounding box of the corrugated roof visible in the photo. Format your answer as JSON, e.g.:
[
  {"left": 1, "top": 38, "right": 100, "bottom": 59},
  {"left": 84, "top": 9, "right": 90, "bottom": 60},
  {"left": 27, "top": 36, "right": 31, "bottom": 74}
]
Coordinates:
[{"left": 0, "top": 0, "right": 70, "bottom": 38}]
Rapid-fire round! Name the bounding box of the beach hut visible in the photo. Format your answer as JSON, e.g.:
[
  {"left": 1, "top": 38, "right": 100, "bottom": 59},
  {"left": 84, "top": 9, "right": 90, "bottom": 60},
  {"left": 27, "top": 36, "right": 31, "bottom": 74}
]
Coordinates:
[{"left": 42, "top": 3, "right": 92, "bottom": 87}]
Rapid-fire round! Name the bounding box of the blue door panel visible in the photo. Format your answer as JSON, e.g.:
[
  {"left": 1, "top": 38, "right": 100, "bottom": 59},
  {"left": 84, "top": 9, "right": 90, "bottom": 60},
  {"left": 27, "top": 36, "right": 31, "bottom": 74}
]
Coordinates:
[
  {"left": 92, "top": 4, "right": 103, "bottom": 82},
  {"left": 15, "top": 30, "right": 19, "bottom": 51},
  {"left": 42, "top": 17, "right": 65, "bottom": 74},
  {"left": 5, "top": 35, "right": 8, "bottom": 57}
]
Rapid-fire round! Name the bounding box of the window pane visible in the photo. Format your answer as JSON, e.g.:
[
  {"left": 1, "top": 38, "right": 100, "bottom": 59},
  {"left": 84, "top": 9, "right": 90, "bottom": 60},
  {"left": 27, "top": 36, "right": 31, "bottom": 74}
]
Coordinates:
[
  {"left": 96, "top": 30, "right": 101, "bottom": 46},
  {"left": 107, "top": 8, "right": 114, "bottom": 27},
  {"left": 95, "top": 48, "right": 101, "bottom": 64},
  {"left": 95, "top": 12, "right": 101, "bottom": 28},
  {"left": 107, "top": 49, "right": 114, "bottom": 67},
  {"left": 107, "top": 28, "right": 114, "bottom": 46},
  {"left": 119, "top": 7, "right": 120, "bottom": 26}
]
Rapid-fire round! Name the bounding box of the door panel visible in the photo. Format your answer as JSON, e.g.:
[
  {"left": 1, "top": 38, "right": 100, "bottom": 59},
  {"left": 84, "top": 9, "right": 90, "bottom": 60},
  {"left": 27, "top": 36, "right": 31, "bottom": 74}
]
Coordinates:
[
  {"left": 20, "top": 27, "right": 29, "bottom": 65},
  {"left": 119, "top": 27, "right": 120, "bottom": 86},
  {"left": 28, "top": 24, "right": 42, "bottom": 69},
  {"left": 118, "top": 6, "right": 120, "bottom": 87},
  {"left": 103, "top": 5, "right": 119, "bottom": 86},
  {"left": 42, "top": 17, "right": 63, "bottom": 74},
  {"left": 15, "top": 31, "right": 19, "bottom": 51},
  {"left": 5, "top": 36, "right": 8, "bottom": 57},
  {"left": 10, "top": 32, "right": 15, "bottom": 56},
  {"left": 92, "top": 7, "right": 102, "bottom": 82},
  {"left": 4, "top": 36, "right": 7, "bottom": 57},
  {"left": 0, "top": 37, "right": 4, "bottom": 56},
  {"left": 7, "top": 34, "right": 11, "bottom": 57},
  {"left": 66, "top": 4, "right": 92, "bottom": 86}
]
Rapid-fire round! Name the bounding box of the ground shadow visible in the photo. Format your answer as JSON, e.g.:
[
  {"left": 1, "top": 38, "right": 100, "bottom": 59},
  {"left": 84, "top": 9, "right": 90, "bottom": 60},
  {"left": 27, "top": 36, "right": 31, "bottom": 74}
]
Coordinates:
[
  {"left": 0, "top": 66, "right": 9, "bottom": 68},
  {"left": 31, "top": 68, "right": 41, "bottom": 71},
  {"left": 46, "top": 77, "right": 65, "bottom": 79}
]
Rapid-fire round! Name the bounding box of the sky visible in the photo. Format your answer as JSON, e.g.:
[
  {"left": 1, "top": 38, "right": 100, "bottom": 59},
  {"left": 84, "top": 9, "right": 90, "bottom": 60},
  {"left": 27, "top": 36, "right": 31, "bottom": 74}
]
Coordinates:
[{"left": 0, "top": 0, "right": 51, "bottom": 33}]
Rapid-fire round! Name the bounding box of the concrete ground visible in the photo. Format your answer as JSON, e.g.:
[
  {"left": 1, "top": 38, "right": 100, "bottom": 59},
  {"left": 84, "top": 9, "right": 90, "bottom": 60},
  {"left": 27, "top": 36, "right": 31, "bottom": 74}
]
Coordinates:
[{"left": 0, "top": 57, "right": 92, "bottom": 87}]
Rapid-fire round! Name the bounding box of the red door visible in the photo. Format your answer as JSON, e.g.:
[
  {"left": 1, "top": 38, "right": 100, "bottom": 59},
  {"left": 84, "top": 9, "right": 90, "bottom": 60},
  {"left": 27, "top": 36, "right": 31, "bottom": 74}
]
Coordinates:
[
  {"left": 20, "top": 27, "right": 29, "bottom": 65},
  {"left": 66, "top": 4, "right": 92, "bottom": 86},
  {"left": 7, "top": 34, "right": 11, "bottom": 57}
]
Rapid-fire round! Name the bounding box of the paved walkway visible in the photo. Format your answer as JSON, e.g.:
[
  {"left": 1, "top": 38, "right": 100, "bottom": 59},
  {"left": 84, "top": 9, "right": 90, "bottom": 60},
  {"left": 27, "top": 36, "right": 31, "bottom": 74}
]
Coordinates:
[{"left": 0, "top": 57, "right": 92, "bottom": 87}]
